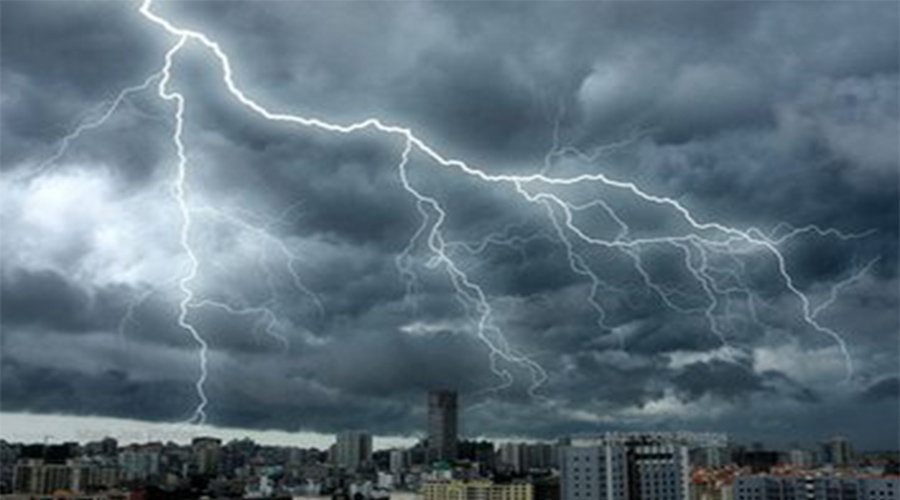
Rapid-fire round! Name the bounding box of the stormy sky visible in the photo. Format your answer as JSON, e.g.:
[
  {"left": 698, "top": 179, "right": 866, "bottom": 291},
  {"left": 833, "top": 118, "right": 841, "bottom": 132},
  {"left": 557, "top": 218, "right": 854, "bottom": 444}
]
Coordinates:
[{"left": 1, "top": 1, "right": 898, "bottom": 450}]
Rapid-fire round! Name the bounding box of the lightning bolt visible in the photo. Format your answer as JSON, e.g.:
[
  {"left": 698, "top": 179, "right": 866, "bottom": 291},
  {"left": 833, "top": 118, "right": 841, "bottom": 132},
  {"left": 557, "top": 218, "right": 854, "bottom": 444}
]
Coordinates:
[
  {"left": 26, "top": 0, "right": 874, "bottom": 422},
  {"left": 154, "top": 35, "right": 212, "bottom": 424},
  {"left": 811, "top": 257, "right": 880, "bottom": 320},
  {"left": 15, "top": 73, "right": 162, "bottom": 182},
  {"left": 187, "top": 203, "right": 326, "bottom": 350}
]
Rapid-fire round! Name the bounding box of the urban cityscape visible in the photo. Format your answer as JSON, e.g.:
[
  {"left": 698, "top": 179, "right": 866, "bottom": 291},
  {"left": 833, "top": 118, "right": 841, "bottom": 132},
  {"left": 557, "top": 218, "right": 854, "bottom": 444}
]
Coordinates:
[{"left": 1, "top": 390, "right": 897, "bottom": 500}]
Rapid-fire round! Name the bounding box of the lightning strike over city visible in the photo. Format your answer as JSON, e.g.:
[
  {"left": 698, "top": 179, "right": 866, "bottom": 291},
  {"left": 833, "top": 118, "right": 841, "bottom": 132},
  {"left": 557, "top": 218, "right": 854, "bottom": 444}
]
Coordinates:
[{"left": 0, "top": 0, "right": 897, "bottom": 465}]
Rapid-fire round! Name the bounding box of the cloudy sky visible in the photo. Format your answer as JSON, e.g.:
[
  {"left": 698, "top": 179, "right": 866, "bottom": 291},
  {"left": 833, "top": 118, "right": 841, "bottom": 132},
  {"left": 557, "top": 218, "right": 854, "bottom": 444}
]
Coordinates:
[{"left": 1, "top": 1, "right": 898, "bottom": 450}]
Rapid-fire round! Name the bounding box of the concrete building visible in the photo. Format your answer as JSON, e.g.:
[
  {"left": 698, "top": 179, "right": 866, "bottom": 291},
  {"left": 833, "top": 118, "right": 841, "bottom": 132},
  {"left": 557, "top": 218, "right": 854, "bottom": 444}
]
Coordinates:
[
  {"left": 83, "top": 438, "right": 118, "bottom": 459},
  {"left": 73, "top": 458, "right": 119, "bottom": 492},
  {"left": 526, "top": 443, "right": 557, "bottom": 471},
  {"left": 119, "top": 444, "right": 162, "bottom": 481},
  {"left": 391, "top": 449, "right": 410, "bottom": 474},
  {"left": 500, "top": 444, "right": 526, "bottom": 474},
  {"left": 11, "top": 458, "right": 115, "bottom": 495},
  {"left": 560, "top": 433, "right": 691, "bottom": 500},
  {"left": 734, "top": 474, "right": 898, "bottom": 500},
  {"left": 499, "top": 443, "right": 558, "bottom": 473},
  {"left": 192, "top": 437, "right": 222, "bottom": 476},
  {"left": 335, "top": 431, "right": 373, "bottom": 472},
  {"left": 429, "top": 390, "right": 459, "bottom": 463},
  {"left": 786, "top": 450, "right": 815, "bottom": 468},
  {"left": 423, "top": 480, "right": 533, "bottom": 500},
  {"left": 12, "top": 459, "right": 44, "bottom": 494},
  {"left": 821, "top": 437, "right": 854, "bottom": 468}
]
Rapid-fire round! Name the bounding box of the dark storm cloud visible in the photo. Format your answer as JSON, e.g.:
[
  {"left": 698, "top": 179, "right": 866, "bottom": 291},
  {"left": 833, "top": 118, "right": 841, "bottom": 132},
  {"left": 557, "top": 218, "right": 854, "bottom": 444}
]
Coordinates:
[
  {"left": 1, "top": 358, "right": 196, "bottom": 422},
  {"left": 672, "top": 361, "right": 820, "bottom": 404},
  {"left": 1, "top": 0, "right": 897, "bottom": 449},
  {"left": 0, "top": 0, "right": 171, "bottom": 169},
  {"left": 0, "top": 268, "right": 129, "bottom": 334},
  {"left": 859, "top": 377, "right": 900, "bottom": 404}
]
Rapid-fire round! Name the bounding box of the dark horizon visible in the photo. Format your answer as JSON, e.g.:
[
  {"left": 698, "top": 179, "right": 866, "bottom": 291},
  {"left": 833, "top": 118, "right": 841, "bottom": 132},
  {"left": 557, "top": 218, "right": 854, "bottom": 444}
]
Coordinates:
[{"left": 1, "top": 411, "right": 897, "bottom": 455}]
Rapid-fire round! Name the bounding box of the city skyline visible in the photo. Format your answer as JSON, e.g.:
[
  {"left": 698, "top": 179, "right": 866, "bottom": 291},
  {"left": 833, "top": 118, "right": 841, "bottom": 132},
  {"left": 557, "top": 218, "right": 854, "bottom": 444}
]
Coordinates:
[
  {"left": 5, "top": 427, "right": 895, "bottom": 499},
  {"left": 1, "top": 0, "right": 898, "bottom": 452}
]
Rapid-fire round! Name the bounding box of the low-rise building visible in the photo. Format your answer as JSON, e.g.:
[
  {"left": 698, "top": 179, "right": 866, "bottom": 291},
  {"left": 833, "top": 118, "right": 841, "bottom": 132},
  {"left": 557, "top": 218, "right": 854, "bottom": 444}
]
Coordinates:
[{"left": 423, "top": 480, "right": 534, "bottom": 500}]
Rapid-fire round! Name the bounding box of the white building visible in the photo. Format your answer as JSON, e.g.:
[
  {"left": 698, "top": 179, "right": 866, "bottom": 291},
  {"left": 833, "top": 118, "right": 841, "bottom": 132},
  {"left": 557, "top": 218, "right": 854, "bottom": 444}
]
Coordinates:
[
  {"left": 560, "top": 433, "right": 691, "bottom": 500},
  {"left": 735, "top": 474, "right": 898, "bottom": 500}
]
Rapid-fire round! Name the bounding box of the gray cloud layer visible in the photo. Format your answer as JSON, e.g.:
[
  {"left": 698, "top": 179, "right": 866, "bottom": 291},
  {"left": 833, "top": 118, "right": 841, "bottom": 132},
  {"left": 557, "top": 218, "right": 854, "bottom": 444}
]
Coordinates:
[{"left": 1, "top": 1, "right": 897, "bottom": 449}]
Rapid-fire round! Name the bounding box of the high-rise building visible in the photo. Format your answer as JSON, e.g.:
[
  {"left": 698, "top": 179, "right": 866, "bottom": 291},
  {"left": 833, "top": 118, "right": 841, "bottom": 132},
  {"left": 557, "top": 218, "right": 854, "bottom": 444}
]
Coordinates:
[
  {"left": 119, "top": 444, "right": 162, "bottom": 481},
  {"left": 499, "top": 443, "right": 525, "bottom": 473},
  {"left": 335, "top": 431, "right": 373, "bottom": 472},
  {"left": 73, "top": 458, "right": 118, "bottom": 492},
  {"left": 734, "top": 474, "right": 898, "bottom": 500},
  {"left": 12, "top": 459, "right": 43, "bottom": 494},
  {"left": 428, "top": 390, "right": 459, "bottom": 462},
  {"left": 561, "top": 433, "right": 691, "bottom": 500},
  {"left": 821, "top": 436, "right": 854, "bottom": 468},
  {"left": 192, "top": 437, "right": 222, "bottom": 476},
  {"left": 499, "top": 442, "right": 556, "bottom": 472}
]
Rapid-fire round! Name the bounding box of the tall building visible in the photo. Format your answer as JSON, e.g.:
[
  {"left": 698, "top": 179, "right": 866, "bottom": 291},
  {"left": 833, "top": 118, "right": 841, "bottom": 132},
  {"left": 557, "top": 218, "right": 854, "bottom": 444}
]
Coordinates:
[
  {"left": 499, "top": 443, "right": 525, "bottom": 473},
  {"left": 192, "top": 437, "right": 222, "bottom": 476},
  {"left": 428, "top": 390, "right": 459, "bottom": 462},
  {"left": 821, "top": 436, "right": 854, "bottom": 468},
  {"left": 499, "top": 442, "right": 556, "bottom": 473},
  {"left": 12, "top": 459, "right": 44, "bottom": 494},
  {"left": 734, "top": 474, "right": 898, "bottom": 500},
  {"left": 561, "top": 433, "right": 691, "bottom": 500},
  {"left": 335, "top": 431, "right": 373, "bottom": 472},
  {"left": 73, "top": 458, "right": 118, "bottom": 492},
  {"left": 119, "top": 444, "right": 162, "bottom": 481}
]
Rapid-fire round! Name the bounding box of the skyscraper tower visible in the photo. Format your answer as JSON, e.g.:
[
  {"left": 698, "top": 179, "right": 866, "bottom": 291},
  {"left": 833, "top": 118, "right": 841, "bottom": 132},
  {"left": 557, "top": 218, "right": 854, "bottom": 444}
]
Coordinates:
[
  {"left": 334, "top": 431, "right": 373, "bottom": 472},
  {"left": 822, "top": 436, "right": 854, "bottom": 468},
  {"left": 427, "top": 389, "right": 458, "bottom": 462}
]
